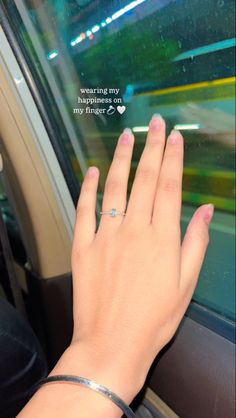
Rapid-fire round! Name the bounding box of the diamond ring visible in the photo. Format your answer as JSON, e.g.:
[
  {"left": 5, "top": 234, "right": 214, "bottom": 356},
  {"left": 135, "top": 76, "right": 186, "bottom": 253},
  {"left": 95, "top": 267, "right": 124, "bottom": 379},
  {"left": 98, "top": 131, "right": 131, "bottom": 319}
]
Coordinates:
[{"left": 100, "top": 208, "right": 126, "bottom": 218}]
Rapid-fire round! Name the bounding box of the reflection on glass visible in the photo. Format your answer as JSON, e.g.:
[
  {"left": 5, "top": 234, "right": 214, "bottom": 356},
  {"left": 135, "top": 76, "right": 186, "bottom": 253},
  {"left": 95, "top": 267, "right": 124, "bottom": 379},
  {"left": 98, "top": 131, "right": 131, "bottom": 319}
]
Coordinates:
[{"left": 6, "top": 0, "right": 236, "bottom": 320}]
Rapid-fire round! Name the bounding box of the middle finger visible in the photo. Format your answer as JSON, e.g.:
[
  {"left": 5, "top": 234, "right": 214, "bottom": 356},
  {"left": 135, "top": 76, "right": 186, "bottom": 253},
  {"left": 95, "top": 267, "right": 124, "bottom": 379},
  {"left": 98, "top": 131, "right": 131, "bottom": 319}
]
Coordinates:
[
  {"left": 125, "top": 115, "right": 166, "bottom": 225},
  {"left": 98, "top": 128, "right": 135, "bottom": 231}
]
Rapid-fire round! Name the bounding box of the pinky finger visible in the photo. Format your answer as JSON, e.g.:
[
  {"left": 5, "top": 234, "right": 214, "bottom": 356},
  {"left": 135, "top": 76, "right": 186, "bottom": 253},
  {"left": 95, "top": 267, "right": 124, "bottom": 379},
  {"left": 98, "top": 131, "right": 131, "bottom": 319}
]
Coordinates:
[
  {"left": 180, "top": 204, "right": 214, "bottom": 294},
  {"left": 73, "top": 167, "right": 99, "bottom": 250}
]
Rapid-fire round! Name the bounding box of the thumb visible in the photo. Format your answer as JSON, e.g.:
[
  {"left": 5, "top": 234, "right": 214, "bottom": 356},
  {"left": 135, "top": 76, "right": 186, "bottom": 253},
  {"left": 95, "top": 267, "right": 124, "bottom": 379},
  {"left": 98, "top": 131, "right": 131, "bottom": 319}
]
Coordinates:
[{"left": 180, "top": 204, "right": 214, "bottom": 292}]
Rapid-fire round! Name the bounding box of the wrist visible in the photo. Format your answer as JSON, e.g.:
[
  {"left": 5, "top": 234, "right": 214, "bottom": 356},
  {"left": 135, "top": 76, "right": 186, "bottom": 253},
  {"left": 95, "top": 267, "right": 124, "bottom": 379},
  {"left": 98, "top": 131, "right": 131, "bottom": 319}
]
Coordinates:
[{"left": 49, "top": 341, "right": 145, "bottom": 405}]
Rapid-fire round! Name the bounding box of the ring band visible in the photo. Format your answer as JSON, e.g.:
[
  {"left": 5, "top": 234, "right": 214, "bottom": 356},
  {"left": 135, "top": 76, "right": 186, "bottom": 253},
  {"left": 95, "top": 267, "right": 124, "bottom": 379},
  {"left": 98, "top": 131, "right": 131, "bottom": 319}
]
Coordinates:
[{"left": 100, "top": 208, "right": 126, "bottom": 218}]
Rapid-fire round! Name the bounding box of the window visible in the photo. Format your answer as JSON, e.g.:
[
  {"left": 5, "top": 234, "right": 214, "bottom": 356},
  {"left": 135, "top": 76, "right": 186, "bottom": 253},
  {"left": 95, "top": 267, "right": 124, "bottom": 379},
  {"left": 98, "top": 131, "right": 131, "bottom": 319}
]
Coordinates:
[{"left": 3, "top": 0, "right": 235, "bottom": 320}]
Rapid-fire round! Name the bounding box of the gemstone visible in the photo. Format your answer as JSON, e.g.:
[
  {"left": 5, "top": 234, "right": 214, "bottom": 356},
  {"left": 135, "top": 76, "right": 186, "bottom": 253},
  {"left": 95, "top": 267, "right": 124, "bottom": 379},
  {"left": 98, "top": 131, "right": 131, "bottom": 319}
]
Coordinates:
[{"left": 110, "top": 208, "right": 117, "bottom": 217}]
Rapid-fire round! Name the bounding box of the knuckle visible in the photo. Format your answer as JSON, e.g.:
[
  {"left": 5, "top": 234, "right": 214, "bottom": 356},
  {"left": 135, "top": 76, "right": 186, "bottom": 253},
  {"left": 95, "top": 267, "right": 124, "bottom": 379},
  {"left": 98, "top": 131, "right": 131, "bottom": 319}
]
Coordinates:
[
  {"left": 196, "top": 230, "right": 209, "bottom": 246},
  {"left": 202, "top": 230, "right": 210, "bottom": 246},
  {"left": 81, "top": 181, "right": 93, "bottom": 194},
  {"left": 105, "top": 179, "right": 122, "bottom": 195},
  {"left": 114, "top": 152, "right": 129, "bottom": 162},
  {"left": 121, "top": 221, "right": 141, "bottom": 239},
  {"left": 159, "top": 177, "right": 180, "bottom": 193},
  {"left": 76, "top": 205, "right": 88, "bottom": 218},
  {"left": 147, "top": 132, "right": 165, "bottom": 147},
  {"left": 188, "top": 225, "right": 209, "bottom": 246},
  {"left": 146, "top": 137, "right": 160, "bottom": 147},
  {"left": 135, "top": 167, "right": 157, "bottom": 184},
  {"left": 154, "top": 224, "right": 181, "bottom": 246}
]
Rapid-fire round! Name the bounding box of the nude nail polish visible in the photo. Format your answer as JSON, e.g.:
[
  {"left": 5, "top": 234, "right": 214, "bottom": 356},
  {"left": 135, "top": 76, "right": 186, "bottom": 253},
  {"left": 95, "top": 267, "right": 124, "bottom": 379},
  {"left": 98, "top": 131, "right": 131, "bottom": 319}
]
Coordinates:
[
  {"left": 87, "top": 166, "right": 97, "bottom": 178},
  {"left": 169, "top": 129, "right": 181, "bottom": 144},
  {"left": 203, "top": 204, "right": 214, "bottom": 225},
  {"left": 123, "top": 128, "right": 132, "bottom": 135},
  {"left": 120, "top": 128, "right": 132, "bottom": 144},
  {"left": 150, "top": 114, "right": 163, "bottom": 130}
]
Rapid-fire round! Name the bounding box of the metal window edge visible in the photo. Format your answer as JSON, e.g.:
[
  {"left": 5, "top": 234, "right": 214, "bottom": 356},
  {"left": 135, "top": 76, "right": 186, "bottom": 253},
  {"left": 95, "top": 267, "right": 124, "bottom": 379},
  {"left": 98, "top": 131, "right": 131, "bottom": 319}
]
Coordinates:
[{"left": 0, "top": 25, "right": 75, "bottom": 240}]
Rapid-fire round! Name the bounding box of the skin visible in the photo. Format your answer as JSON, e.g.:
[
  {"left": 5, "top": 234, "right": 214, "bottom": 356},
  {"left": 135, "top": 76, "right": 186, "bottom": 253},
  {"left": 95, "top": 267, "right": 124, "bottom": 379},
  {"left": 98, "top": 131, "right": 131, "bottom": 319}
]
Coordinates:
[{"left": 18, "top": 115, "right": 214, "bottom": 418}]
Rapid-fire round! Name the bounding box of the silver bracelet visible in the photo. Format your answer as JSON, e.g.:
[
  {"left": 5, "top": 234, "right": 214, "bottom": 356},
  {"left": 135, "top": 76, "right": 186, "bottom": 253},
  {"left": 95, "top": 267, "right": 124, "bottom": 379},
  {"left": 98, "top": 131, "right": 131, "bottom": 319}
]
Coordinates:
[{"left": 38, "top": 375, "right": 136, "bottom": 418}]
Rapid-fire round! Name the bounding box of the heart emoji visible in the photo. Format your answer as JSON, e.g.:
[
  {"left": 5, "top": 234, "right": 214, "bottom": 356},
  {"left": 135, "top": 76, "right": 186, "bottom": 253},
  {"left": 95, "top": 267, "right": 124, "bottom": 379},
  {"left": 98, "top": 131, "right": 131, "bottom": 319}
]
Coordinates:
[{"left": 117, "top": 106, "right": 126, "bottom": 114}]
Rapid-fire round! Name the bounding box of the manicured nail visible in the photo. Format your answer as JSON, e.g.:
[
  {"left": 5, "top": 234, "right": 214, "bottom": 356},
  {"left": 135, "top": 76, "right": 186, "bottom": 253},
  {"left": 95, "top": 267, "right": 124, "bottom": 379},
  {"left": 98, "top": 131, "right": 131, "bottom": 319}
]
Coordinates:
[
  {"left": 169, "top": 129, "right": 181, "bottom": 144},
  {"left": 123, "top": 128, "right": 132, "bottom": 135},
  {"left": 203, "top": 204, "right": 214, "bottom": 225},
  {"left": 120, "top": 128, "right": 132, "bottom": 144},
  {"left": 87, "top": 166, "right": 97, "bottom": 178},
  {"left": 150, "top": 114, "right": 163, "bottom": 130}
]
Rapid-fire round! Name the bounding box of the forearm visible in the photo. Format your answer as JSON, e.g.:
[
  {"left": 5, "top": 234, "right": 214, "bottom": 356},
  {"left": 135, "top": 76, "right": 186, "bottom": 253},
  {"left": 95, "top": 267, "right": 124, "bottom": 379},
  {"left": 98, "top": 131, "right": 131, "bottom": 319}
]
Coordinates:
[
  {"left": 17, "top": 380, "right": 123, "bottom": 418},
  {"left": 17, "top": 343, "right": 143, "bottom": 418}
]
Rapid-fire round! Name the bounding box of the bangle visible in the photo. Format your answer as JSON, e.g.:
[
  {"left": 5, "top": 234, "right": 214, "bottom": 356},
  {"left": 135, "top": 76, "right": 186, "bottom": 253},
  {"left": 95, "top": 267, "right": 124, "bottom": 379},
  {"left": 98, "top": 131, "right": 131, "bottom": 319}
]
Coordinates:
[{"left": 37, "top": 374, "right": 136, "bottom": 418}]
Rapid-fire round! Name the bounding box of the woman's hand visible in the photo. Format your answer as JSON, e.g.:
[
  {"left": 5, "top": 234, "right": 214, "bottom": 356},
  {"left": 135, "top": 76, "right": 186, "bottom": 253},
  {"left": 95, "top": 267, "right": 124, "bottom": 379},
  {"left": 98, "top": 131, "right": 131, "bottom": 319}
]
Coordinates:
[
  {"left": 52, "top": 116, "right": 213, "bottom": 404},
  {"left": 19, "top": 116, "right": 214, "bottom": 418}
]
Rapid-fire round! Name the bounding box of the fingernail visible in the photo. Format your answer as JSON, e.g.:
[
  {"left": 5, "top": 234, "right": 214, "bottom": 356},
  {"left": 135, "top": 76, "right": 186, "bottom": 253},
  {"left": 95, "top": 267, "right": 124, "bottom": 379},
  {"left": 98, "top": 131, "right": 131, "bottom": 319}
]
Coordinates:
[
  {"left": 150, "top": 114, "right": 163, "bottom": 130},
  {"left": 203, "top": 204, "right": 214, "bottom": 225},
  {"left": 169, "top": 129, "right": 181, "bottom": 144},
  {"left": 120, "top": 128, "right": 132, "bottom": 144},
  {"left": 123, "top": 128, "right": 132, "bottom": 135},
  {"left": 87, "top": 166, "right": 97, "bottom": 178}
]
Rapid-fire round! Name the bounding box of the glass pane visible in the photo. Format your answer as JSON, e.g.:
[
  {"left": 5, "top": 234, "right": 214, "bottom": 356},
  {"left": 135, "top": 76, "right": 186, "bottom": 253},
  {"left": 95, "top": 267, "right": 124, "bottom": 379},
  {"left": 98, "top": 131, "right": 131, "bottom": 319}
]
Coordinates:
[{"left": 6, "top": 0, "right": 235, "bottom": 320}]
